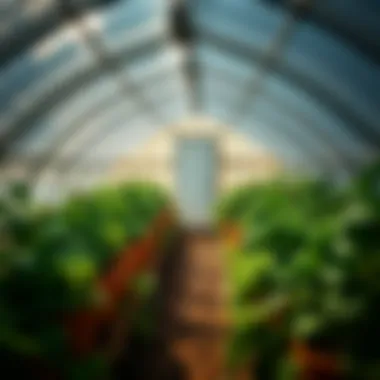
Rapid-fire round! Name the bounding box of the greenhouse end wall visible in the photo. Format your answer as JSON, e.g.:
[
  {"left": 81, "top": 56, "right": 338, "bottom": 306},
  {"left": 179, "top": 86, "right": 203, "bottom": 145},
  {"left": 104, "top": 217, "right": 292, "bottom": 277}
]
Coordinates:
[{"left": 106, "top": 119, "right": 281, "bottom": 197}]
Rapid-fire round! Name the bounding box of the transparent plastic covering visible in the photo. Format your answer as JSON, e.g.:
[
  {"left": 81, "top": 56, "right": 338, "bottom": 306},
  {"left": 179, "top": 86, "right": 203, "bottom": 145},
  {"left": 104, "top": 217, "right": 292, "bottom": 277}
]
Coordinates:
[{"left": 0, "top": 0, "right": 379, "bottom": 189}]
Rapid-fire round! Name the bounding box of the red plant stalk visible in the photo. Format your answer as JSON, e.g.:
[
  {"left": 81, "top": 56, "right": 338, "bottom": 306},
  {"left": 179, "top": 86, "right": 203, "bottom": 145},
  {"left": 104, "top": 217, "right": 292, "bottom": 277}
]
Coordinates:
[
  {"left": 65, "top": 210, "right": 173, "bottom": 355},
  {"left": 291, "top": 341, "right": 342, "bottom": 379}
]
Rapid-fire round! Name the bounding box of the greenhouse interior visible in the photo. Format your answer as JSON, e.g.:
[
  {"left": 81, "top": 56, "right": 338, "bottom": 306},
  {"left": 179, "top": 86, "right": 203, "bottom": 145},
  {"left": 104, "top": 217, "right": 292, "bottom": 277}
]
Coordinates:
[{"left": 1, "top": 0, "right": 380, "bottom": 379}]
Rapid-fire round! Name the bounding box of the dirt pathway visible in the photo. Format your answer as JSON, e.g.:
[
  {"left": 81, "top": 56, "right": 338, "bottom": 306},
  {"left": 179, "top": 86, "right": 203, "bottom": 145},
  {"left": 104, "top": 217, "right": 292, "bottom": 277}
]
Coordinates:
[{"left": 170, "top": 232, "right": 230, "bottom": 380}]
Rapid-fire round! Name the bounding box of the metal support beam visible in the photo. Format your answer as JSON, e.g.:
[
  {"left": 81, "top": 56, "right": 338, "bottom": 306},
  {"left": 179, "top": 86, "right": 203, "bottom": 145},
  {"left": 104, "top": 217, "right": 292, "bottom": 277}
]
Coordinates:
[
  {"left": 202, "top": 64, "right": 364, "bottom": 173},
  {"left": 262, "top": 0, "right": 380, "bottom": 65},
  {"left": 38, "top": 87, "right": 181, "bottom": 178},
  {"left": 170, "top": 0, "right": 201, "bottom": 112},
  {"left": 0, "top": 36, "right": 163, "bottom": 163},
  {"left": 76, "top": 14, "right": 165, "bottom": 123},
  {"left": 26, "top": 68, "right": 180, "bottom": 180},
  {"left": 198, "top": 26, "right": 380, "bottom": 150},
  {"left": 0, "top": 0, "right": 120, "bottom": 68},
  {"left": 230, "top": 8, "right": 298, "bottom": 123}
]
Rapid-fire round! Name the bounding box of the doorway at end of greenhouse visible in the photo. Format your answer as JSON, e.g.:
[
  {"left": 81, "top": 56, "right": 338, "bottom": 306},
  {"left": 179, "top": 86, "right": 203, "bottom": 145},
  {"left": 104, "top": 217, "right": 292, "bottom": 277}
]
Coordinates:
[{"left": 176, "top": 138, "right": 218, "bottom": 228}]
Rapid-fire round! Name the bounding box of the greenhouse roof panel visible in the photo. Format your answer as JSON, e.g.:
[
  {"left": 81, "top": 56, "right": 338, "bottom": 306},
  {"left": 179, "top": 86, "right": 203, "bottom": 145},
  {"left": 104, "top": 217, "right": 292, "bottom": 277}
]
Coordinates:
[{"left": 0, "top": 0, "right": 379, "bottom": 179}]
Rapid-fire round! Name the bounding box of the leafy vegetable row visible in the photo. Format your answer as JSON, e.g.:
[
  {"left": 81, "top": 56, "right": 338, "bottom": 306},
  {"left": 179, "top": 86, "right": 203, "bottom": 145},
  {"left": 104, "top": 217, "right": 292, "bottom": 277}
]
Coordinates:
[
  {"left": 218, "top": 163, "right": 380, "bottom": 379},
  {"left": 0, "top": 181, "right": 171, "bottom": 377}
]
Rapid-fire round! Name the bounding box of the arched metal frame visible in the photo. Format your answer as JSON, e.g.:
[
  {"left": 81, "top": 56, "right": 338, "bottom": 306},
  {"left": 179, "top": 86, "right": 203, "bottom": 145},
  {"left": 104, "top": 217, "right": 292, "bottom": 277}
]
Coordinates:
[
  {"left": 197, "top": 25, "right": 380, "bottom": 150},
  {"left": 265, "top": 0, "right": 380, "bottom": 65},
  {"left": 197, "top": 61, "right": 373, "bottom": 170},
  {"left": 17, "top": 66, "right": 182, "bottom": 178},
  {"left": 1, "top": 0, "right": 379, "bottom": 190},
  {"left": 0, "top": 0, "right": 171, "bottom": 168},
  {"left": 0, "top": 0, "right": 133, "bottom": 68}
]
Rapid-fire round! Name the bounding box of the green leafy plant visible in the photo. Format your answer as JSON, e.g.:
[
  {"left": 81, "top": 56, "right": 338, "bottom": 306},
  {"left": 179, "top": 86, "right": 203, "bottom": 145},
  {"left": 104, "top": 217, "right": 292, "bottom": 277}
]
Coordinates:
[
  {"left": 220, "top": 163, "right": 380, "bottom": 378},
  {"left": 0, "top": 180, "right": 172, "bottom": 378}
]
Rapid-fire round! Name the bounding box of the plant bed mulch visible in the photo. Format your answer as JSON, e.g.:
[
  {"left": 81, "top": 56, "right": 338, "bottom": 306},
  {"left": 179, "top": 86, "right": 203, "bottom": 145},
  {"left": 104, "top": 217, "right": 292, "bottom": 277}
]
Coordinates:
[
  {"left": 291, "top": 341, "right": 344, "bottom": 380},
  {"left": 0, "top": 351, "right": 60, "bottom": 380}
]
